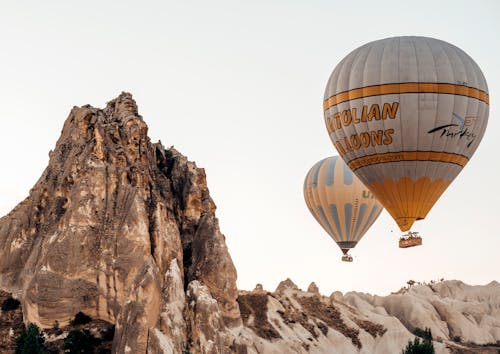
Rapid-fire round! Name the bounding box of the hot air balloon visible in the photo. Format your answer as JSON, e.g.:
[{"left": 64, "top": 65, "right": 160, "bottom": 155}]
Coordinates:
[
  {"left": 323, "top": 36, "right": 489, "bottom": 247},
  {"left": 303, "top": 156, "right": 383, "bottom": 261}
]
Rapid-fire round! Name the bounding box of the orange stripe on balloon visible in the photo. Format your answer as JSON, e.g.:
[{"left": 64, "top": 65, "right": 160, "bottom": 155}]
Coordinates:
[
  {"left": 347, "top": 151, "right": 469, "bottom": 172},
  {"left": 367, "top": 177, "right": 450, "bottom": 232},
  {"left": 323, "top": 82, "right": 489, "bottom": 110}
]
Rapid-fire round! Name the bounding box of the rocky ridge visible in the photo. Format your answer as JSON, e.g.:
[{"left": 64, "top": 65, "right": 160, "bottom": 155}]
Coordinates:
[
  {"left": 0, "top": 93, "right": 498, "bottom": 353},
  {"left": 235, "top": 279, "right": 500, "bottom": 354},
  {"left": 0, "top": 93, "right": 240, "bottom": 353},
  {"left": 2, "top": 279, "right": 499, "bottom": 353}
]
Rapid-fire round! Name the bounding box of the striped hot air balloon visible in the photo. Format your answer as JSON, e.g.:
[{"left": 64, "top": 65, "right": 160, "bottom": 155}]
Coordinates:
[
  {"left": 303, "top": 156, "right": 383, "bottom": 261},
  {"left": 323, "top": 36, "right": 489, "bottom": 235}
]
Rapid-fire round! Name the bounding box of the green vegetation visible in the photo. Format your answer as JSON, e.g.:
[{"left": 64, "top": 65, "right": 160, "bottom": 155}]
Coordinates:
[
  {"left": 402, "top": 327, "right": 435, "bottom": 354},
  {"left": 63, "top": 329, "right": 101, "bottom": 354},
  {"left": 413, "top": 327, "right": 433, "bottom": 341},
  {"left": 12, "top": 314, "right": 113, "bottom": 354},
  {"left": 401, "top": 337, "right": 435, "bottom": 354},
  {"left": 15, "top": 323, "right": 46, "bottom": 354}
]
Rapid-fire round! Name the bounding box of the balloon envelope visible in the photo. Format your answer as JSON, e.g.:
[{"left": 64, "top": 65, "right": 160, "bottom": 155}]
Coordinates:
[
  {"left": 303, "top": 156, "right": 383, "bottom": 254},
  {"left": 323, "top": 36, "right": 489, "bottom": 231}
]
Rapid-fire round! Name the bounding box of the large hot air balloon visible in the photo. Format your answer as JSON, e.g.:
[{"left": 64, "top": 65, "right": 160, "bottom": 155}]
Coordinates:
[
  {"left": 323, "top": 36, "right": 489, "bottom": 246},
  {"left": 303, "top": 156, "right": 383, "bottom": 261}
]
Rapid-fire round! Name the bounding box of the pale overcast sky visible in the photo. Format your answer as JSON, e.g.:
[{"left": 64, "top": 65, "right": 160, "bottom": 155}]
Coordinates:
[{"left": 0, "top": 1, "right": 498, "bottom": 295}]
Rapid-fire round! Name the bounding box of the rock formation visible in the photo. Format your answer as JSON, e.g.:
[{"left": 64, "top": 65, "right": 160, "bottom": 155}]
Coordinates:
[
  {"left": 0, "top": 93, "right": 499, "bottom": 354},
  {"left": 0, "top": 93, "right": 240, "bottom": 353},
  {"left": 235, "top": 279, "right": 500, "bottom": 354}
]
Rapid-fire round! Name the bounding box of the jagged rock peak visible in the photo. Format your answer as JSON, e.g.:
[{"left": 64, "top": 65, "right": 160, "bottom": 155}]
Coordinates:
[
  {"left": 253, "top": 283, "right": 264, "bottom": 291},
  {"left": 104, "top": 92, "right": 139, "bottom": 117},
  {"left": 330, "top": 290, "right": 344, "bottom": 302},
  {"left": 0, "top": 93, "right": 241, "bottom": 354},
  {"left": 307, "top": 282, "right": 319, "bottom": 294},
  {"left": 275, "top": 278, "right": 300, "bottom": 293}
]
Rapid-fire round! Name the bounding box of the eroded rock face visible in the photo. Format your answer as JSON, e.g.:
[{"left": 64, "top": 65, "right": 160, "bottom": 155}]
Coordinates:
[
  {"left": 0, "top": 93, "right": 240, "bottom": 353},
  {"left": 1, "top": 93, "right": 499, "bottom": 354},
  {"left": 237, "top": 280, "right": 500, "bottom": 354}
]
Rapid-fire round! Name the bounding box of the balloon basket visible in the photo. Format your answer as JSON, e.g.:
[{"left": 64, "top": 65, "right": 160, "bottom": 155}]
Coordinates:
[
  {"left": 399, "top": 231, "right": 422, "bottom": 248},
  {"left": 341, "top": 254, "right": 353, "bottom": 262}
]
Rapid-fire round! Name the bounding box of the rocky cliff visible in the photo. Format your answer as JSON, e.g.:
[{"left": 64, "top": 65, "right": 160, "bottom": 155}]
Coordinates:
[
  {"left": 0, "top": 93, "right": 498, "bottom": 354},
  {"left": 0, "top": 93, "right": 240, "bottom": 353}
]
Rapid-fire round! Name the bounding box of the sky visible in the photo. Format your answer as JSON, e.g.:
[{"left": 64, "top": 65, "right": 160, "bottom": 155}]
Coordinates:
[{"left": 0, "top": 1, "right": 498, "bottom": 296}]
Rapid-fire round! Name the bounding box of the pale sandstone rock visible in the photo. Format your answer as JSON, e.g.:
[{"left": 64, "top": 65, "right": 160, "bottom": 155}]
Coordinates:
[
  {"left": 235, "top": 280, "right": 500, "bottom": 353},
  {"left": 0, "top": 93, "right": 240, "bottom": 353},
  {"left": 275, "top": 278, "right": 300, "bottom": 293},
  {"left": 307, "top": 282, "right": 319, "bottom": 294},
  {"left": 254, "top": 284, "right": 264, "bottom": 292},
  {"left": 0, "top": 93, "right": 498, "bottom": 354}
]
